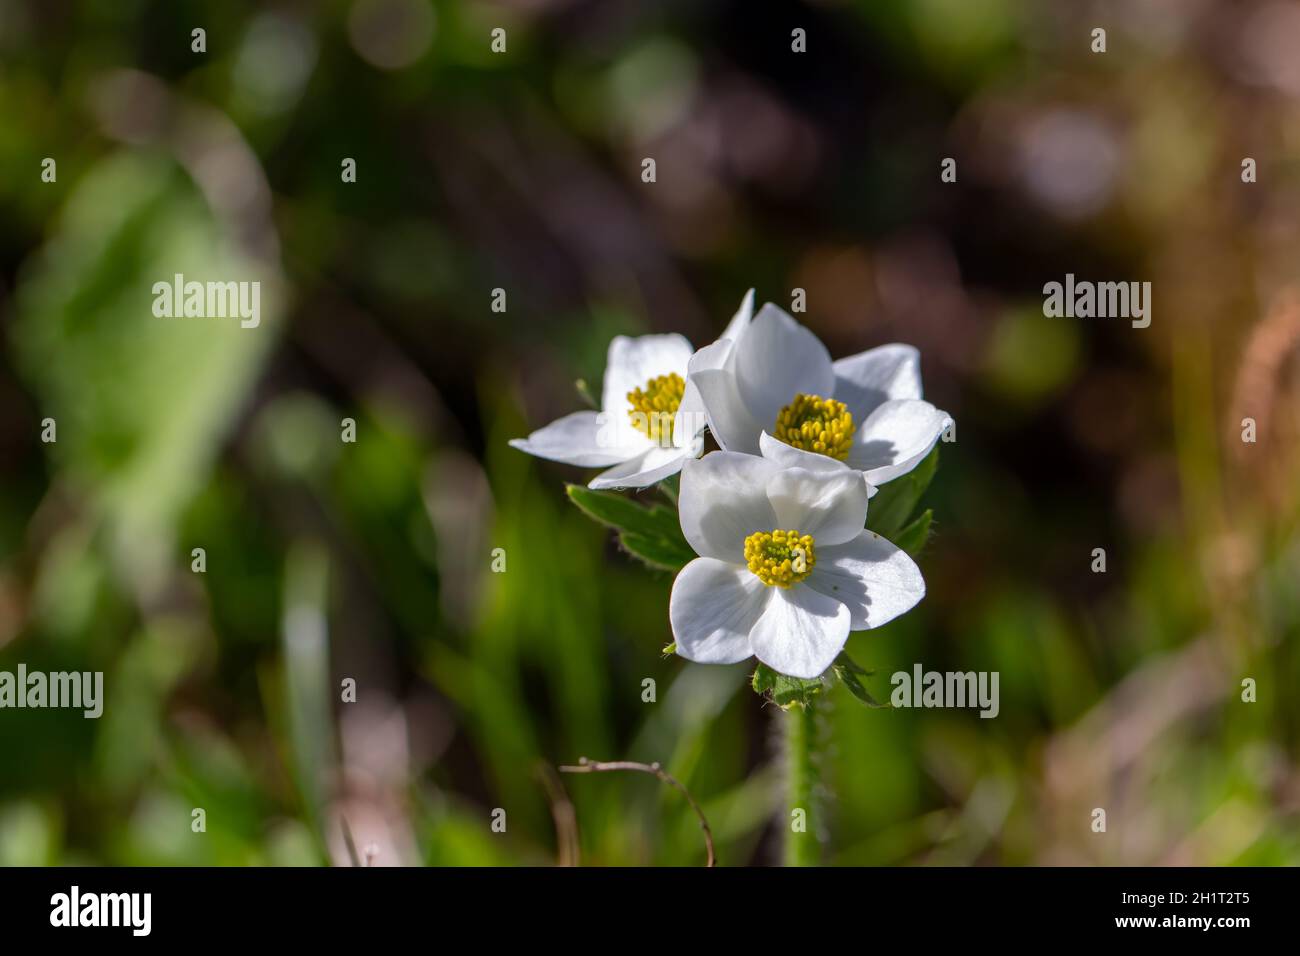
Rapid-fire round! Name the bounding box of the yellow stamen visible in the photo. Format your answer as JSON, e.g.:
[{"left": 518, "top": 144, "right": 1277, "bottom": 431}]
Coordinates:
[
  {"left": 744, "top": 529, "right": 817, "bottom": 588},
  {"left": 627, "top": 372, "right": 685, "bottom": 444},
  {"left": 773, "top": 393, "right": 854, "bottom": 461}
]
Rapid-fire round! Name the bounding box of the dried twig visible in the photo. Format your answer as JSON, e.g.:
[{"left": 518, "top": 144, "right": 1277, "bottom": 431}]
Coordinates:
[{"left": 559, "top": 758, "right": 716, "bottom": 867}]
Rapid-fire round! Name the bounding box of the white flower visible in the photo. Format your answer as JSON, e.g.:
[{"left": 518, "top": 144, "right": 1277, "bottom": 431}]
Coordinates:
[
  {"left": 674, "top": 289, "right": 754, "bottom": 441},
  {"left": 670, "top": 451, "right": 926, "bottom": 679},
  {"left": 688, "top": 299, "right": 952, "bottom": 487},
  {"left": 510, "top": 333, "right": 707, "bottom": 489}
]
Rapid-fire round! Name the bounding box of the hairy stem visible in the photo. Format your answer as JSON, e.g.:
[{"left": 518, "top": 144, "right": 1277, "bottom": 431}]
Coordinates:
[{"left": 783, "top": 701, "right": 820, "bottom": 866}]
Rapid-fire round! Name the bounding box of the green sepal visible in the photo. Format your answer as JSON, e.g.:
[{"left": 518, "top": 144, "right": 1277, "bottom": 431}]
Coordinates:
[
  {"left": 891, "top": 508, "right": 933, "bottom": 556},
  {"left": 752, "top": 662, "right": 825, "bottom": 710}
]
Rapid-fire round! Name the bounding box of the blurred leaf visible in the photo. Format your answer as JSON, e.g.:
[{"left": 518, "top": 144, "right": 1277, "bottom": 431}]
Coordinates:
[
  {"left": 280, "top": 542, "right": 335, "bottom": 857},
  {"left": 980, "top": 307, "right": 1080, "bottom": 405},
  {"left": 10, "top": 150, "right": 281, "bottom": 587},
  {"left": 866, "top": 446, "right": 939, "bottom": 538},
  {"left": 0, "top": 802, "right": 59, "bottom": 866},
  {"left": 565, "top": 484, "right": 694, "bottom": 571}
]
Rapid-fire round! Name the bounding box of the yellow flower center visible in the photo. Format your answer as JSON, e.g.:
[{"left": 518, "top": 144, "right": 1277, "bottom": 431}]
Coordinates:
[
  {"left": 744, "top": 529, "right": 816, "bottom": 588},
  {"left": 627, "top": 372, "right": 685, "bottom": 444},
  {"left": 773, "top": 393, "right": 854, "bottom": 461}
]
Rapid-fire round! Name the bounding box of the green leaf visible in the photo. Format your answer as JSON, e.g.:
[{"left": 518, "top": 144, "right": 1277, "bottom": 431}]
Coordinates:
[
  {"left": 11, "top": 152, "right": 281, "bottom": 581},
  {"left": 618, "top": 531, "right": 695, "bottom": 571},
  {"left": 565, "top": 484, "right": 695, "bottom": 571},
  {"left": 833, "top": 650, "right": 873, "bottom": 676},
  {"left": 830, "top": 651, "right": 889, "bottom": 708},
  {"left": 865, "top": 445, "right": 939, "bottom": 538},
  {"left": 834, "top": 663, "right": 890, "bottom": 708},
  {"left": 565, "top": 483, "right": 680, "bottom": 536},
  {"left": 752, "top": 663, "right": 824, "bottom": 710},
  {"left": 892, "top": 508, "right": 933, "bottom": 556}
]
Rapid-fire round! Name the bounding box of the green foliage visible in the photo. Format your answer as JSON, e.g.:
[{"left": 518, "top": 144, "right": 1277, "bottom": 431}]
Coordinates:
[
  {"left": 833, "top": 653, "right": 889, "bottom": 708},
  {"left": 11, "top": 151, "right": 281, "bottom": 582},
  {"left": 564, "top": 484, "right": 695, "bottom": 571},
  {"left": 892, "top": 509, "right": 934, "bottom": 556},
  {"left": 866, "top": 446, "right": 938, "bottom": 539},
  {"left": 754, "top": 651, "right": 889, "bottom": 710},
  {"left": 1, "top": 1, "right": 1296, "bottom": 871},
  {"left": 752, "top": 663, "right": 825, "bottom": 710}
]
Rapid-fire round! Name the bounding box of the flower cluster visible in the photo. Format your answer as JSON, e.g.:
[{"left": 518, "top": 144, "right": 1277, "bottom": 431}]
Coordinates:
[{"left": 512, "top": 292, "right": 951, "bottom": 683}]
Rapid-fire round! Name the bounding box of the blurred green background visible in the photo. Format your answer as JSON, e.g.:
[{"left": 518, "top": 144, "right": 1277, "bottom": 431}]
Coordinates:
[{"left": 2, "top": 0, "right": 1299, "bottom": 866}]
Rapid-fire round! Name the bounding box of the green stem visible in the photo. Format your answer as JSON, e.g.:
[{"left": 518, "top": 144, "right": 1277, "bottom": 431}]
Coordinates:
[{"left": 783, "top": 700, "right": 820, "bottom": 866}]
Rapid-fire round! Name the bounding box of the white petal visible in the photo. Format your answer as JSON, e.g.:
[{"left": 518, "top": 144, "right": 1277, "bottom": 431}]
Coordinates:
[
  {"left": 720, "top": 288, "right": 755, "bottom": 343},
  {"left": 758, "top": 432, "right": 878, "bottom": 497},
  {"left": 670, "top": 558, "right": 769, "bottom": 665},
  {"left": 674, "top": 382, "right": 710, "bottom": 447},
  {"left": 509, "top": 410, "right": 641, "bottom": 467},
  {"left": 692, "top": 367, "right": 764, "bottom": 454},
  {"left": 832, "top": 344, "right": 922, "bottom": 420},
  {"left": 733, "top": 304, "right": 835, "bottom": 432},
  {"left": 678, "top": 452, "right": 779, "bottom": 561},
  {"left": 602, "top": 333, "right": 695, "bottom": 412},
  {"left": 676, "top": 338, "right": 734, "bottom": 444},
  {"left": 764, "top": 467, "right": 869, "bottom": 547},
  {"left": 601, "top": 333, "right": 694, "bottom": 447},
  {"left": 749, "top": 586, "right": 850, "bottom": 679},
  {"left": 687, "top": 338, "right": 734, "bottom": 376},
  {"left": 588, "top": 445, "right": 691, "bottom": 490},
  {"left": 759, "top": 430, "right": 851, "bottom": 473},
  {"left": 806, "top": 530, "right": 925, "bottom": 630},
  {"left": 845, "top": 399, "right": 950, "bottom": 485}
]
